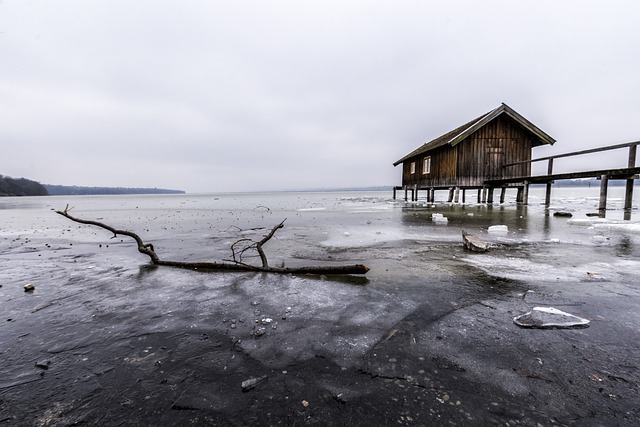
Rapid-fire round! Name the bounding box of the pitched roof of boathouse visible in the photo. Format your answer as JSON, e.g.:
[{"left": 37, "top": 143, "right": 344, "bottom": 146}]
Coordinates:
[{"left": 393, "top": 103, "right": 556, "bottom": 166}]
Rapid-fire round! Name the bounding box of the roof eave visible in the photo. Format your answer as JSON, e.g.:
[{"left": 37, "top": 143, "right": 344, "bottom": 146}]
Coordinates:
[
  {"left": 501, "top": 104, "right": 556, "bottom": 146},
  {"left": 393, "top": 103, "right": 556, "bottom": 166}
]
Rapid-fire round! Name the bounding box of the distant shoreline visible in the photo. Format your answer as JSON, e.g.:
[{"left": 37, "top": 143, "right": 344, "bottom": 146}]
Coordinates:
[{"left": 43, "top": 184, "right": 185, "bottom": 196}]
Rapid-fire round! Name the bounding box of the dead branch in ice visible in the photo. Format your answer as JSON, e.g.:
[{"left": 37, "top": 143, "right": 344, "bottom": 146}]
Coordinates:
[{"left": 55, "top": 205, "right": 369, "bottom": 275}]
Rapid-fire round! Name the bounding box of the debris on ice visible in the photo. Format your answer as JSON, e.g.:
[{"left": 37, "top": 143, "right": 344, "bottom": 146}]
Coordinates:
[{"left": 513, "top": 307, "right": 590, "bottom": 329}]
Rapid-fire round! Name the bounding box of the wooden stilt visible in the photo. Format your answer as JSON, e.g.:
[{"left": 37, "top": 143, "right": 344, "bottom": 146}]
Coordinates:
[
  {"left": 624, "top": 179, "right": 634, "bottom": 211},
  {"left": 481, "top": 188, "right": 487, "bottom": 203},
  {"left": 404, "top": 187, "right": 408, "bottom": 201},
  {"left": 516, "top": 187, "right": 523, "bottom": 204},
  {"left": 522, "top": 183, "right": 529, "bottom": 205},
  {"left": 477, "top": 189, "right": 482, "bottom": 203},
  {"left": 487, "top": 188, "right": 494, "bottom": 204},
  {"left": 545, "top": 182, "right": 553, "bottom": 207},
  {"left": 454, "top": 187, "right": 460, "bottom": 203},
  {"left": 599, "top": 175, "right": 609, "bottom": 211},
  {"left": 500, "top": 187, "right": 506, "bottom": 204},
  {"left": 462, "top": 189, "right": 466, "bottom": 203},
  {"left": 624, "top": 145, "right": 636, "bottom": 213},
  {"left": 545, "top": 158, "right": 554, "bottom": 207},
  {"left": 448, "top": 188, "right": 454, "bottom": 202},
  {"left": 393, "top": 187, "right": 397, "bottom": 200}
]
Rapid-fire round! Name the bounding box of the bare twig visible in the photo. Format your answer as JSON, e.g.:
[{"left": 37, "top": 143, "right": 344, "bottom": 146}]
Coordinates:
[
  {"left": 57, "top": 205, "right": 159, "bottom": 264},
  {"left": 55, "top": 208, "right": 369, "bottom": 276}
]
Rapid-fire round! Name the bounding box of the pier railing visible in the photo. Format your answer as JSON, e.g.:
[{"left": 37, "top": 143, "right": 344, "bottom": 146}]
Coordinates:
[{"left": 499, "top": 140, "right": 640, "bottom": 214}]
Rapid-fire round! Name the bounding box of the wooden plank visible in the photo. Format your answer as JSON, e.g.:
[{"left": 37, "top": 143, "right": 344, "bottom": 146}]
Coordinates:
[
  {"left": 485, "top": 167, "right": 640, "bottom": 185},
  {"left": 505, "top": 140, "right": 640, "bottom": 167}
]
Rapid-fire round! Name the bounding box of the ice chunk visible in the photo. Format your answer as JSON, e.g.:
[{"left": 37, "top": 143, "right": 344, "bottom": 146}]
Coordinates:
[
  {"left": 593, "top": 223, "right": 640, "bottom": 233},
  {"left": 487, "top": 225, "right": 508, "bottom": 233},
  {"left": 513, "top": 307, "right": 590, "bottom": 329},
  {"left": 567, "top": 218, "right": 608, "bottom": 226},
  {"left": 432, "top": 213, "right": 448, "bottom": 224},
  {"left": 297, "top": 207, "right": 326, "bottom": 212}
]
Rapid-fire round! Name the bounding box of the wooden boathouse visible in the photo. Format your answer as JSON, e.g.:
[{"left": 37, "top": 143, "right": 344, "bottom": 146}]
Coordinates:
[{"left": 393, "top": 103, "right": 556, "bottom": 203}]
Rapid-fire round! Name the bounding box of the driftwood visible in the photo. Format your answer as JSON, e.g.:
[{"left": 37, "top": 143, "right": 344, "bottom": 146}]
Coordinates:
[{"left": 55, "top": 205, "right": 369, "bottom": 275}]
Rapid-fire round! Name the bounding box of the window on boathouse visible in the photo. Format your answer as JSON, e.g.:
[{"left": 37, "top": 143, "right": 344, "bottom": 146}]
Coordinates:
[{"left": 423, "top": 157, "right": 431, "bottom": 175}]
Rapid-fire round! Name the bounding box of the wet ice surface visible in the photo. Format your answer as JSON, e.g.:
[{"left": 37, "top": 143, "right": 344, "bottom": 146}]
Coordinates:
[{"left": 1, "top": 188, "right": 640, "bottom": 425}]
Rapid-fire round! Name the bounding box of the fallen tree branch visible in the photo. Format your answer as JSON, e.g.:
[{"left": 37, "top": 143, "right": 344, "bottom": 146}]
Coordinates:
[{"left": 55, "top": 206, "right": 369, "bottom": 275}]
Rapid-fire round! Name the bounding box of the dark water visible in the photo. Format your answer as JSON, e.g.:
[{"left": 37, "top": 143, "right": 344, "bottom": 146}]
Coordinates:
[{"left": 1, "top": 190, "right": 639, "bottom": 425}]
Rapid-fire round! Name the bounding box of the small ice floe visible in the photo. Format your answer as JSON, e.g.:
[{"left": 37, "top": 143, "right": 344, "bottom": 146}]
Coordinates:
[
  {"left": 593, "top": 222, "right": 640, "bottom": 234},
  {"left": 297, "top": 207, "right": 326, "bottom": 212},
  {"left": 513, "top": 307, "right": 590, "bottom": 329},
  {"left": 487, "top": 225, "right": 508, "bottom": 234},
  {"left": 462, "top": 231, "right": 489, "bottom": 252},
  {"left": 241, "top": 375, "right": 268, "bottom": 392},
  {"left": 567, "top": 218, "right": 608, "bottom": 226},
  {"left": 432, "top": 213, "right": 448, "bottom": 224}
]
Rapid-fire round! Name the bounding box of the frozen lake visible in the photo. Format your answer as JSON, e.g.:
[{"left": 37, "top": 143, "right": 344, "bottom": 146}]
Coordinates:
[
  {"left": 1, "top": 187, "right": 639, "bottom": 425},
  {"left": 3, "top": 186, "right": 639, "bottom": 285}
]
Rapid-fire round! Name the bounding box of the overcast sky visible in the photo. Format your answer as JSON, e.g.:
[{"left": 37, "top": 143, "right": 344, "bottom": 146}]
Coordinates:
[{"left": 1, "top": 1, "right": 639, "bottom": 193}]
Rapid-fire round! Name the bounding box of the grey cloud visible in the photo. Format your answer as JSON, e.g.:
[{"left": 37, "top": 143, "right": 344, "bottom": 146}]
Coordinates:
[{"left": 1, "top": 1, "right": 639, "bottom": 192}]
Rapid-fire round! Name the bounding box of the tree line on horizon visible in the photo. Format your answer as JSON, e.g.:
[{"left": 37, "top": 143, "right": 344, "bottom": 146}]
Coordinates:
[
  {"left": 0, "top": 174, "right": 185, "bottom": 196},
  {"left": 44, "top": 184, "right": 185, "bottom": 196},
  {"left": 0, "top": 174, "right": 48, "bottom": 196}
]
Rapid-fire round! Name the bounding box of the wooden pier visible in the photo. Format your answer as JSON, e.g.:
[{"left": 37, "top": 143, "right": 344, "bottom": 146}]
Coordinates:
[
  {"left": 488, "top": 140, "right": 639, "bottom": 213},
  {"left": 396, "top": 140, "right": 639, "bottom": 219}
]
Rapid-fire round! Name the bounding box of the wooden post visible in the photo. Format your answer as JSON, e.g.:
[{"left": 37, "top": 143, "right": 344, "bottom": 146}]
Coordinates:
[
  {"left": 454, "top": 187, "right": 460, "bottom": 203},
  {"left": 599, "top": 174, "right": 609, "bottom": 212},
  {"left": 448, "top": 188, "right": 454, "bottom": 202},
  {"left": 477, "top": 188, "right": 482, "bottom": 203},
  {"left": 393, "top": 187, "right": 397, "bottom": 200},
  {"left": 624, "top": 145, "right": 637, "bottom": 214},
  {"left": 545, "top": 158, "right": 554, "bottom": 207},
  {"left": 516, "top": 187, "right": 523, "bottom": 204},
  {"left": 499, "top": 187, "right": 506, "bottom": 204},
  {"left": 404, "top": 187, "right": 408, "bottom": 201},
  {"left": 429, "top": 188, "right": 435, "bottom": 203},
  {"left": 522, "top": 183, "right": 530, "bottom": 205},
  {"left": 462, "top": 189, "right": 466, "bottom": 203},
  {"left": 487, "top": 188, "right": 494, "bottom": 204},
  {"left": 414, "top": 185, "right": 418, "bottom": 202},
  {"left": 481, "top": 188, "right": 487, "bottom": 203}
]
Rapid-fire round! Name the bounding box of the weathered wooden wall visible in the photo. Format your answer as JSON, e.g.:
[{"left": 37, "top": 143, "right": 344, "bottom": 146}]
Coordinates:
[
  {"left": 401, "top": 146, "right": 457, "bottom": 187},
  {"left": 456, "top": 115, "right": 533, "bottom": 186},
  {"left": 401, "top": 115, "right": 534, "bottom": 188}
]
